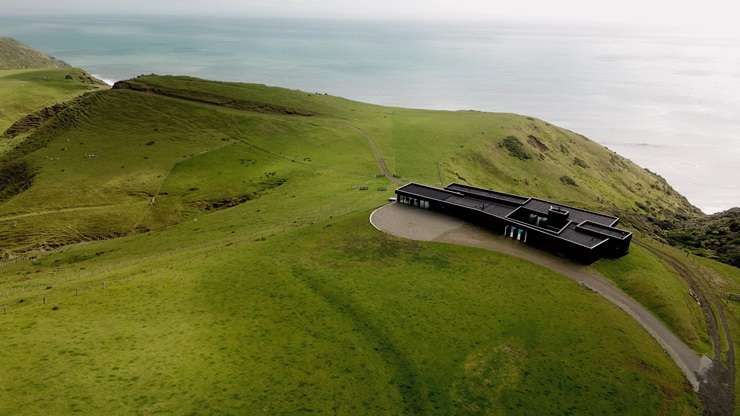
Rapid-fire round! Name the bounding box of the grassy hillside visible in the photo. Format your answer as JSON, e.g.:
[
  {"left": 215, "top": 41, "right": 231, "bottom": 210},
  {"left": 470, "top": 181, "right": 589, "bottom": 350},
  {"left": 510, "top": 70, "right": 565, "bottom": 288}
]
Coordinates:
[
  {"left": 0, "top": 37, "right": 69, "bottom": 70},
  {"left": 697, "top": 256, "right": 740, "bottom": 402},
  {"left": 0, "top": 211, "right": 699, "bottom": 415},
  {"left": 0, "top": 74, "right": 713, "bottom": 414},
  {"left": 662, "top": 244, "right": 740, "bottom": 414},
  {"left": 595, "top": 244, "right": 711, "bottom": 354},
  {"left": 131, "top": 76, "right": 700, "bottom": 220},
  {"left": 0, "top": 75, "right": 700, "bottom": 254}
]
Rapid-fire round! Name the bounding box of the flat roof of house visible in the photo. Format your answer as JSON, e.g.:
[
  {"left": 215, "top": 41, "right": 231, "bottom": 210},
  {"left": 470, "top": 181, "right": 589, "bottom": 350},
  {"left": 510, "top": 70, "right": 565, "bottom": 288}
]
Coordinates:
[
  {"left": 446, "top": 183, "right": 529, "bottom": 205},
  {"left": 577, "top": 221, "right": 632, "bottom": 240},
  {"left": 401, "top": 183, "right": 459, "bottom": 202},
  {"left": 522, "top": 198, "right": 618, "bottom": 227},
  {"left": 396, "top": 182, "right": 630, "bottom": 249},
  {"left": 446, "top": 183, "right": 618, "bottom": 226}
]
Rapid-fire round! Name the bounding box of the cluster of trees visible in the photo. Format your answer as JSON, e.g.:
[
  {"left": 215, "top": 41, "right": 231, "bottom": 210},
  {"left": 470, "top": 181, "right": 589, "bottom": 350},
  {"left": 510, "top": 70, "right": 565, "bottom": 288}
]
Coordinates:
[{"left": 667, "top": 208, "right": 740, "bottom": 267}]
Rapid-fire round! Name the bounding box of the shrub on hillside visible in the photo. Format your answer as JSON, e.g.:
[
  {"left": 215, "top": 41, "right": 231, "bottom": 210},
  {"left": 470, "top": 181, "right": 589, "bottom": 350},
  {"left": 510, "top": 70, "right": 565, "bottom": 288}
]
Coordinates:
[
  {"left": 559, "top": 175, "right": 578, "bottom": 187},
  {"left": 499, "top": 136, "right": 531, "bottom": 160},
  {"left": 666, "top": 208, "right": 740, "bottom": 268},
  {"left": 573, "top": 157, "right": 589, "bottom": 169}
]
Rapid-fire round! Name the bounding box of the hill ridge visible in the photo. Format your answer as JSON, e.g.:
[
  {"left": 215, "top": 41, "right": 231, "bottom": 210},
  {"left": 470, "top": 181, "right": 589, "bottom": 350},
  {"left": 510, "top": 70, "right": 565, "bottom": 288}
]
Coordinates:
[
  {"left": 0, "top": 74, "right": 706, "bottom": 254},
  {"left": 113, "top": 77, "right": 316, "bottom": 116}
]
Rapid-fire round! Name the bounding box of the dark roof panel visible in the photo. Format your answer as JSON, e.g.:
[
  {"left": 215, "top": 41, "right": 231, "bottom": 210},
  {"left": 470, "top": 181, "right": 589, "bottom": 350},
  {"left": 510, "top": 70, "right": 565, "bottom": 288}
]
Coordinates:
[
  {"left": 523, "top": 198, "right": 617, "bottom": 226},
  {"left": 577, "top": 221, "right": 631, "bottom": 239},
  {"left": 559, "top": 224, "right": 609, "bottom": 248},
  {"left": 446, "top": 183, "right": 529, "bottom": 205},
  {"left": 398, "top": 183, "right": 457, "bottom": 201},
  {"left": 446, "top": 183, "right": 618, "bottom": 226}
]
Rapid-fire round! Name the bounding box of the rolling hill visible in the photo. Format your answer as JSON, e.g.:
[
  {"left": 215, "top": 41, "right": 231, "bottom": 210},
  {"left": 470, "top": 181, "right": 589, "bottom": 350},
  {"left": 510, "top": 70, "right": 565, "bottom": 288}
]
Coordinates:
[
  {"left": 0, "top": 74, "right": 702, "bottom": 256},
  {"left": 0, "top": 73, "right": 710, "bottom": 414},
  {"left": 0, "top": 43, "right": 738, "bottom": 415}
]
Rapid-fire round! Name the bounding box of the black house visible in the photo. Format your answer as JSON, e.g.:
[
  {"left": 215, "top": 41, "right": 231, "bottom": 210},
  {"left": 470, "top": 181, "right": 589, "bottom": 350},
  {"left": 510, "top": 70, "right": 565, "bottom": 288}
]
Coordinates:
[{"left": 395, "top": 183, "right": 632, "bottom": 263}]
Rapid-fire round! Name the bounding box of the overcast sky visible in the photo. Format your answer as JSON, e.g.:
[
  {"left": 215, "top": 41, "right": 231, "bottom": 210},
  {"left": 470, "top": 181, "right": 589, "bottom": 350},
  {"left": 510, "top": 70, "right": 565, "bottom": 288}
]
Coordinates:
[{"left": 2, "top": 0, "right": 740, "bottom": 26}]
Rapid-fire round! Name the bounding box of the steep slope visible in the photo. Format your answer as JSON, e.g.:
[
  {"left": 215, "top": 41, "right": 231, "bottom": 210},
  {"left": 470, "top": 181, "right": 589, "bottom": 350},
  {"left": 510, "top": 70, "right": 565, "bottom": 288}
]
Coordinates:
[
  {"left": 122, "top": 76, "right": 703, "bottom": 220},
  {"left": 385, "top": 109, "right": 701, "bottom": 228},
  {"left": 0, "top": 75, "right": 707, "bottom": 414},
  {"left": 0, "top": 37, "right": 69, "bottom": 70}
]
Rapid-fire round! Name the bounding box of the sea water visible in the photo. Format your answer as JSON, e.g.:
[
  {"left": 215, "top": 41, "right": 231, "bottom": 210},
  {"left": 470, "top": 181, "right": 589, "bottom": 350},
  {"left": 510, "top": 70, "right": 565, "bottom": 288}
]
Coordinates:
[{"left": 2, "top": 15, "right": 738, "bottom": 213}]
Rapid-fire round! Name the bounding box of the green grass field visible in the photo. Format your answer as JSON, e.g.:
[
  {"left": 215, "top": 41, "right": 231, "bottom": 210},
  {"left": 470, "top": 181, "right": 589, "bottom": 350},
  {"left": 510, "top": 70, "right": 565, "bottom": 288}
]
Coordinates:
[
  {"left": 595, "top": 244, "right": 711, "bottom": 354},
  {"left": 599, "top": 237, "right": 740, "bottom": 414},
  {"left": 0, "top": 212, "right": 701, "bottom": 415},
  {"left": 0, "top": 74, "right": 718, "bottom": 414}
]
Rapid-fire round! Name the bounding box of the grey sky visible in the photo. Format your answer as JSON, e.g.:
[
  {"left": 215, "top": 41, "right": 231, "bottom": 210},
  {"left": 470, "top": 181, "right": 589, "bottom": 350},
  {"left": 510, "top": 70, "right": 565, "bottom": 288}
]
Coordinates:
[{"left": 2, "top": 0, "right": 739, "bottom": 26}]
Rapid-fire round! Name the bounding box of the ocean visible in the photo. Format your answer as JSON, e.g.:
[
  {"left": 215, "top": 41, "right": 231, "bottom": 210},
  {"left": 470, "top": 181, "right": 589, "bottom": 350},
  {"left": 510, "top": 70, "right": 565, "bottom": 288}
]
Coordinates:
[{"left": 2, "top": 15, "right": 738, "bottom": 213}]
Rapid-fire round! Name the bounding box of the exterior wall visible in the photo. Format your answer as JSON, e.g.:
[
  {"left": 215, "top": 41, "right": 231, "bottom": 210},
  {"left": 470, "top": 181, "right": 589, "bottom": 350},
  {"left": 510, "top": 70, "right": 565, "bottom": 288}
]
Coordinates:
[
  {"left": 397, "top": 192, "right": 433, "bottom": 209},
  {"left": 515, "top": 225, "right": 601, "bottom": 264},
  {"left": 602, "top": 235, "right": 632, "bottom": 258}
]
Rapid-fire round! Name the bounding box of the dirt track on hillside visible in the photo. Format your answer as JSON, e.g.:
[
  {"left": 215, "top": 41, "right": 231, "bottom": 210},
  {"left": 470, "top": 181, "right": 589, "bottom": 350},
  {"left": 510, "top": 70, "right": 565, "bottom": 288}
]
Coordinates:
[
  {"left": 637, "top": 242, "right": 735, "bottom": 416},
  {"left": 351, "top": 126, "right": 403, "bottom": 185},
  {"left": 370, "top": 202, "right": 711, "bottom": 393}
]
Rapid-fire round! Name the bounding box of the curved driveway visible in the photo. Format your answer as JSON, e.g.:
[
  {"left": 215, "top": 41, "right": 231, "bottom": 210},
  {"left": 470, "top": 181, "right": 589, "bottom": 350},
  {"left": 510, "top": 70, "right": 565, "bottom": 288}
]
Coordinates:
[{"left": 370, "top": 202, "right": 712, "bottom": 391}]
